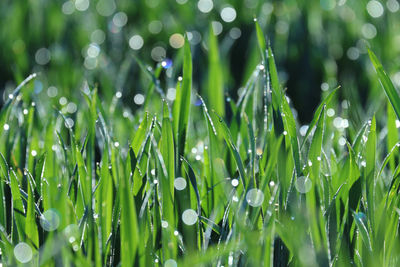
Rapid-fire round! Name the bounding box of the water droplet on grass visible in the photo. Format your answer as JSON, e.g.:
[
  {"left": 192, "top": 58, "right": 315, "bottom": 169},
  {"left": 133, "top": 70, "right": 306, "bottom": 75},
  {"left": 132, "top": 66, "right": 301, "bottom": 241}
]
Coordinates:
[
  {"left": 161, "top": 220, "right": 169, "bottom": 228},
  {"left": 164, "top": 259, "right": 177, "bottom": 267},
  {"left": 14, "top": 243, "right": 32, "bottom": 263},
  {"left": 295, "top": 176, "right": 312, "bottom": 194},
  {"left": 174, "top": 177, "right": 187, "bottom": 190},
  {"left": 161, "top": 59, "right": 173, "bottom": 69},
  {"left": 231, "top": 179, "right": 239, "bottom": 187},
  {"left": 182, "top": 209, "right": 198, "bottom": 225},
  {"left": 40, "top": 209, "right": 60, "bottom": 231},
  {"left": 246, "top": 189, "right": 264, "bottom": 207}
]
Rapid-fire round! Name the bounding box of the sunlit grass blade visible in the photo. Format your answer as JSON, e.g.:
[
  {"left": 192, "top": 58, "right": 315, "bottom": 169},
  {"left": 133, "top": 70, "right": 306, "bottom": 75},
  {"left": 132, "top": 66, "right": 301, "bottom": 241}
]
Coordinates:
[
  {"left": 300, "top": 87, "right": 339, "bottom": 149},
  {"left": 175, "top": 37, "right": 192, "bottom": 159},
  {"left": 368, "top": 49, "right": 400, "bottom": 120},
  {"left": 365, "top": 116, "right": 376, "bottom": 231},
  {"left": 212, "top": 112, "right": 247, "bottom": 189},
  {"left": 208, "top": 24, "right": 225, "bottom": 117}
]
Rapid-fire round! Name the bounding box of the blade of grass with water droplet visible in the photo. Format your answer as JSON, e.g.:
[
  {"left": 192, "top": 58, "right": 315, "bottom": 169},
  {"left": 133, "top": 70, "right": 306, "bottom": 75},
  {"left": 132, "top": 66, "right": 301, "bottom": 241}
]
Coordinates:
[
  {"left": 301, "top": 87, "right": 339, "bottom": 149},
  {"left": 119, "top": 151, "right": 139, "bottom": 266},
  {"left": 25, "top": 177, "right": 38, "bottom": 250},
  {"left": 160, "top": 101, "right": 177, "bottom": 258},
  {"left": 161, "top": 101, "right": 175, "bottom": 201},
  {"left": 208, "top": 24, "right": 225, "bottom": 117},
  {"left": 353, "top": 212, "right": 372, "bottom": 252},
  {"left": 267, "top": 46, "right": 282, "bottom": 112},
  {"left": 255, "top": 20, "right": 267, "bottom": 63},
  {"left": 10, "top": 170, "right": 25, "bottom": 241},
  {"left": 175, "top": 38, "right": 192, "bottom": 159},
  {"left": 386, "top": 103, "right": 398, "bottom": 172},
  {"left": 306, "top": 106, "right": 326, "bottom": 251},
  {"left": 365, "top": 116, "right": 376, "bottom": 232},
  {"left": 368, "top": 49, "right": 400, "bottom": 120},
  {"left": 212, "top": 112, "right": 247, "bottom": 189},
  {"left": 281, "top": 93, "right": 301, "bottom": 176},
  {"left": 131, "top": 112, "right": 149, "bottom": 155}
]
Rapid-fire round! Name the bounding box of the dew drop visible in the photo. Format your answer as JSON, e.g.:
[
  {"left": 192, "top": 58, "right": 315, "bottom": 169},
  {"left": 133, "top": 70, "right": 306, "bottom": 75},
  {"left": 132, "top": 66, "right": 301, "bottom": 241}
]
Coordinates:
[
  {"left": 40, "top": 209, "right": 60, "bottom": 231},
  {"left": 161, "top": 220, "right": 169, "bottom": 228},
  {"left": 231, "top": 178, "right": 239, "bottom": 187},
  {"left": 14, "top": 242, "right": 32, "bottom": 263},
  {"left": 295, "top": 176, "right": 312, "bottom": 194},
  {"left": 246, "top": 188, "right": 264, "bottom": 207},
  {"left": 164, "top": 259, "right": 178, "bottom": 267},
  {"left": 182, "top": 209, "right": 198, "bottom": 225},
  {"left": 174, "top": 177, "right": 187, "bottom": 191},
  {"left": 161, "top": 58, "right": 173, "bottom": 69}
]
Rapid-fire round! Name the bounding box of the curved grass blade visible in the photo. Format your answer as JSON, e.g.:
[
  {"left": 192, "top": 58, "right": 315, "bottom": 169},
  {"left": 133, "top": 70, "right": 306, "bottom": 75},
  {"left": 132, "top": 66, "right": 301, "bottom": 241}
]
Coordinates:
[
  {"left": 300, "top": 87, "right": 339, "bottom": 149},
  {"left": 212, "top": 112, "right": 247, "bottom": 189},
  {"left": 368, "top": 49, "right": 400, "bottom": 120}
]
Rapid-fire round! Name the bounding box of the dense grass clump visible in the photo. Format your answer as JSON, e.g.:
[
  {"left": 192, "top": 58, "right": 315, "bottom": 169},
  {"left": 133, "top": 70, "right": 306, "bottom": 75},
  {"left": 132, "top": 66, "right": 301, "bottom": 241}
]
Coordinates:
[{"left": 1, "top": 10, "right": 400, "bottom": 267}]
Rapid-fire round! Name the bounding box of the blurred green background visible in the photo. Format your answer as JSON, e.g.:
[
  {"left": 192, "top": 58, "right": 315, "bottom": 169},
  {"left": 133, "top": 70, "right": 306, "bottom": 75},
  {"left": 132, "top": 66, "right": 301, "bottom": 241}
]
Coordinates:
[{"left": 0, "top": 0, "right": 399, "bottom": 123}]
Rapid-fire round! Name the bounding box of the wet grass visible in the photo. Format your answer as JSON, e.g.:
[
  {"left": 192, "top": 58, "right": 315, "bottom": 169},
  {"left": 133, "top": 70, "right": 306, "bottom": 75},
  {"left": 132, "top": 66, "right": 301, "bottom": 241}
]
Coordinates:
[{"left": 1, "top": 12, "right": 400, "bottom": 267}]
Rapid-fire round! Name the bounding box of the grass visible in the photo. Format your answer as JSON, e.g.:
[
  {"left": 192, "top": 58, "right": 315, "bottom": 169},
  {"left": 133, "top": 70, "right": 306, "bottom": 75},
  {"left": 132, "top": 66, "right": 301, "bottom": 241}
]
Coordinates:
[{"left": 1, "top": 3, "right": 400, "bottom": 266}]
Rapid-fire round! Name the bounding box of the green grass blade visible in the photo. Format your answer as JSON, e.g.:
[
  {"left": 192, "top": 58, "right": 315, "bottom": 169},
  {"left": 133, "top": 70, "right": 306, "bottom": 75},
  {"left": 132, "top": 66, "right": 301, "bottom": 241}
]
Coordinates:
[
  {"left": 368, "top": 49, "right": 400, "bottom": 120},
  {"left": 175, "top": 37, "right": 192, "bottom": 158},
  {"left": 208, "top": 24, "right": 225, "bottom": 117}
]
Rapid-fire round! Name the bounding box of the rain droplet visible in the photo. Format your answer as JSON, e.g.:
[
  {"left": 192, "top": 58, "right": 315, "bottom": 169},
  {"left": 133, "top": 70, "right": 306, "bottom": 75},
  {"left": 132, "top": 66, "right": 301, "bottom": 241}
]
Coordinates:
[
  {"left": 295, "top": 176, "right": 312, "bottom": 194},
  {"left": 231, "top": 178, "right": 239, "bottom": 187},
  {"left": 161, "top": 220, "right": 169, "bottom": 228},
  {"left": 361, "top": 161, "right": 366, "bottom": 167},
  {"left": 182, "top": 209, "right": 198, "bottom": 225},
  {"left": 3, "top": 124, "right": 10, "bottom": 131},
  {"left": 161, "top": 59, "right": 173, "bottom": 69},
  {"left": 174, "top": 177, "right": 187, "bottom": 191},
  {"left": 246, "top": 189, "right": 264, "bottom": 207},
  {"left": 134, "top": 94, "right": 145, "bottom": 105},
  {"left": 40, "top": 209, "right": 60, "bottom": 231},
  {"left": 14, "top": 243, "right": 32, "bottom": 263},
  {"left": 164, "top": 259, "right": 178, "bottom": 267}
]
